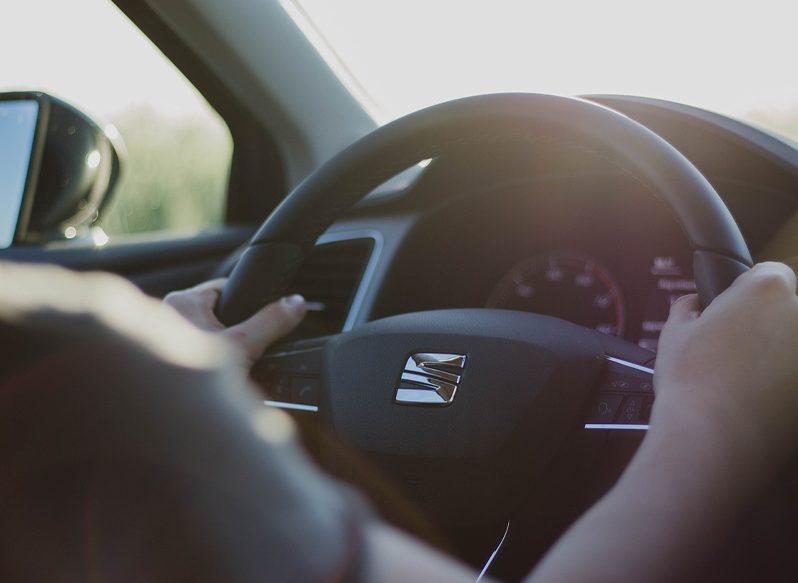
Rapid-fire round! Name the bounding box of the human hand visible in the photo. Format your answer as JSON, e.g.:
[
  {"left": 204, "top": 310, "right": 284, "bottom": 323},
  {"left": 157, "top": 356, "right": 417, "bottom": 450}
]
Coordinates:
[
  {"left": 653, "top": 262, "right": 798, "bottom": 485},
  {"left": 524, "top": 264, "right": 798, "bottom": 583},
  {"left": 164, "top": 278, "right": 306, "bottom": 368}
]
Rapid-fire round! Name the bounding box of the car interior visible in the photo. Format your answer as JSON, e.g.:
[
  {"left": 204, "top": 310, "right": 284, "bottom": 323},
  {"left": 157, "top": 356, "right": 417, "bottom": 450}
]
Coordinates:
[{"left": 3, "top": 1, "right": 798, "bottom": 581}]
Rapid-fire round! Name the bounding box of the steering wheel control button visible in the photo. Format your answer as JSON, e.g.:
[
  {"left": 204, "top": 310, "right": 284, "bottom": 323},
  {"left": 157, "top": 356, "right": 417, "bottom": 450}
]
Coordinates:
[
  {"left": 586, "top": 394, "right": 624, "bottom": 423},
  {"left": 584, "top": 356, "right": 653, "bottom": 430},
  {"left": 290, "top": 377, "right": 320, "bottom": 406},
  {"left": 601, "top": 361, "right": 654, "bottom": 394},
  {"left": 268, "top": 375, "right": 292, "bottom": 402},
  {"left": 619, "top": 395, "right": 644, "bottom": 423},
  {"left": 277, "top": 349, "right": 323, "bottom": 375},
  {"left": 394, "top": 352, "right": 467, "bottom": 406},
  {"left": 253, "top": 344, "right": 327, "bottom": 411}
]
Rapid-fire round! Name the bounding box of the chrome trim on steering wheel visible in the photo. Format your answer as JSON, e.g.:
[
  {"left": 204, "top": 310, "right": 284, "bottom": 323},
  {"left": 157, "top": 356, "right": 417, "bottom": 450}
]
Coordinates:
[
  {"left": 263, "top": 400, "right": 319, "bottom": 413},
  {"left": 604, "top": 355, "right": 654, "bottom": 375},
  {"left": 584, "top": 423, "right": 649, "bottom": 431}
]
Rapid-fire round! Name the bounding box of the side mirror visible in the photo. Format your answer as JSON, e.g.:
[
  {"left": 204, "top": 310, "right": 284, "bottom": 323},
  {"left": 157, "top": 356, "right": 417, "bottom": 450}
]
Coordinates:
[{"left": 0, "top": 91, "right": 124, "bottom": 248}]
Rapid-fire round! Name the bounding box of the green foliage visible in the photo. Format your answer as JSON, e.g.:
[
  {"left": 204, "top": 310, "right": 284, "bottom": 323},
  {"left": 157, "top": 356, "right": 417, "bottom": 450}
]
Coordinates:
[{"left": 98, "top": 107, "right": 232, "bottom": 236}]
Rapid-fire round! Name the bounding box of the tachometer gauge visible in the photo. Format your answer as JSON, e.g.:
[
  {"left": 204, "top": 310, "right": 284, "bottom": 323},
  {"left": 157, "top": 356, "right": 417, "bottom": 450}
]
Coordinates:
[{"left": 486, "top": 252, "right": 626, "bottom": 336}]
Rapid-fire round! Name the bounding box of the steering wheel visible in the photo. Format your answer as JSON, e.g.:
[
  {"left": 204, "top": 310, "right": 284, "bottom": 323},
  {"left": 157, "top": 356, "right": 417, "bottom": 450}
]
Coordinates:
[{"left": 216, "top": 93, "right": 753, "bottom": 529}]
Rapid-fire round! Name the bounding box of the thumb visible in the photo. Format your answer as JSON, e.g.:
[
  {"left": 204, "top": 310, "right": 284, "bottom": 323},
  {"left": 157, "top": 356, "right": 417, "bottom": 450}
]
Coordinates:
[{"left": 222, "top": 295, "right": 306, "bottom": 364}]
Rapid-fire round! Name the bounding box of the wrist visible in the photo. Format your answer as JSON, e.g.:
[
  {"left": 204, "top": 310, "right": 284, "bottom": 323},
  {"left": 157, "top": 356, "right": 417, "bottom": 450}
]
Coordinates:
[{"left": 638, "top": 399, "right": 766, "bottom": 505}]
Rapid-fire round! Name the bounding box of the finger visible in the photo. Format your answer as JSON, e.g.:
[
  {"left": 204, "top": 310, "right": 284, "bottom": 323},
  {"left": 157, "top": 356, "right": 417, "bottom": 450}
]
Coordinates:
[
  {"left": 748, "top": 261, "right": 797, "bottom": 294},
  {"left": 180, "top": 277, "right": 227, "bottom": 331},
  {"left": 176, "top": 279, "right": 229, "bottom": 329},
  {"left": 223, "top": 295, "right": 306, "bottom": 362},
  {"left": 164, "top": 290, "right": 223, "bottom": 331},
  {"left": 163, "top": 278, "right": 226, "bottom": 308},
  {"left": 666, "top": 293, "right": 700, "bottom": 324},
  {"left": 186, "top": 278, "right": 228, "bottom": 293}
]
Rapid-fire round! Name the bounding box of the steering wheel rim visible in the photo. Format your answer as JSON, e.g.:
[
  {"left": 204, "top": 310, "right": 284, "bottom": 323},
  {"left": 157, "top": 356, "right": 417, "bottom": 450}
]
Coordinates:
[{"left": 218, "top": 92, "right": 752, "bottom": 325}]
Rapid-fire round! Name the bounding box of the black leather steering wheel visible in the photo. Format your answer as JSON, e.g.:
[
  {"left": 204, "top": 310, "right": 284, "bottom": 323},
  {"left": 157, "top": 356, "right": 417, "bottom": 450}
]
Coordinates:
[
  {"left": 216, "top": 93, "right": 754, "bottom": 526},
  {"left": 218, "top": 93, "right": 751, "bottom": 324}
]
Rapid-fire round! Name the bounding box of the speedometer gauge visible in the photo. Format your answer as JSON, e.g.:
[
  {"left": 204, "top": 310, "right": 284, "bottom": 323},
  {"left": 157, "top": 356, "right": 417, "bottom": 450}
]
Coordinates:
[{"left": 487, "top": 252, "right": 626, "bottom": 336}]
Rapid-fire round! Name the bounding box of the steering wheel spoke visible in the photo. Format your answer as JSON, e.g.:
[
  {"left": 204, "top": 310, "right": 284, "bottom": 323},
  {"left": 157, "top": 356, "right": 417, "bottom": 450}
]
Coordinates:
[
  {"left": 584, "top": 356, "right": 654, "bottom": 430},
  {"left": 253, "top": 337, "right": 332, "bottom": 413}
]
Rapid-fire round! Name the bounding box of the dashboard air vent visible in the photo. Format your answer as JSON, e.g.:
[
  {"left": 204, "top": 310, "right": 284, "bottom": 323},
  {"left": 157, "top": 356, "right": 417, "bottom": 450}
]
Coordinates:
[{"left": 287, "top": 237, "right": 374, "bottom": 341}]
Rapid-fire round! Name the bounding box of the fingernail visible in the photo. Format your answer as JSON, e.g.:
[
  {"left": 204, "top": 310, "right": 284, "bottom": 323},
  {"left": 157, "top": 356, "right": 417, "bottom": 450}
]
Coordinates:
[{"left": 281, "top": 294, "right": 306, "bottom": 315}]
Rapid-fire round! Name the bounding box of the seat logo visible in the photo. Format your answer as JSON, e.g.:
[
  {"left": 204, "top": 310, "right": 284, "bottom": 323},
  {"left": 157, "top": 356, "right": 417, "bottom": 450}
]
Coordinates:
[{"left": 394, "top": 353, "right": 467, "bottom": 406}]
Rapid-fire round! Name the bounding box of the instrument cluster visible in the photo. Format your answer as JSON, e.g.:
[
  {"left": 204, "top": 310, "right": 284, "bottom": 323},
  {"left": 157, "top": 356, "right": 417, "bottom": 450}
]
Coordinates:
[{"left": 486, "top": 250, "right": 696, "bottom": 352}]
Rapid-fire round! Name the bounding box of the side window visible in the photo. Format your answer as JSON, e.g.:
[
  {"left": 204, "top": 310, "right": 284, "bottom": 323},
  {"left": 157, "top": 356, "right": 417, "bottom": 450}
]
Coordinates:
[{"left": 0, "top": 0, "right": 232, "bottom": 238}]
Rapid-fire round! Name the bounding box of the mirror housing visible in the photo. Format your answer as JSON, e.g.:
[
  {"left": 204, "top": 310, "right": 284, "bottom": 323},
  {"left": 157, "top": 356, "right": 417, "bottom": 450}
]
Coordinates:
[{"left": 0, "top": 91, "right": 124, "bottom": 247}]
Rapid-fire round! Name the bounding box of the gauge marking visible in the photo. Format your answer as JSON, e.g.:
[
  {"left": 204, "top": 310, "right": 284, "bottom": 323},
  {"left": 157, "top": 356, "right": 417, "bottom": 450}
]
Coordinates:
[{"left": 487, "top": 251, "right": 626, "bottom": 337}]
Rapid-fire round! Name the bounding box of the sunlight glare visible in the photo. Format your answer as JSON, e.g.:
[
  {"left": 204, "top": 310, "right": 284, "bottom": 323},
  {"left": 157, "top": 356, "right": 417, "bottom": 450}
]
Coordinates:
[
  {"left": 90, "top": 227, "right": 109, "bottom": 247},
  {"left": 0, "top": 0, "right": 214, "bottom": 121},
  {"left": 86, "top": 150, "right": 101, "bottom": 169},
  {"left": 296, "top": 0, "right": 798, "bottom": 125},
  {"left": 103, "top": 124, "right": 120, "bottom": 140}
]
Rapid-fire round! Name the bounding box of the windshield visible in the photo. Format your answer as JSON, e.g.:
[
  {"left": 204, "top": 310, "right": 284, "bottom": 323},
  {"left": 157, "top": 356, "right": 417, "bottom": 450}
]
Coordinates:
[{"left": 293, "top": 0, "right": 798, "bottom": 140}]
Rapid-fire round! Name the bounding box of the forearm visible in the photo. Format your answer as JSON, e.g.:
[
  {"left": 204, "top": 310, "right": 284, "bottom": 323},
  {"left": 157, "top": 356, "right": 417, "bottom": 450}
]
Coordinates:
[
  {"left": 365, "top": 523, "right": 484, "bottom": 582},
  {"left": 525, "top": 411, "right": 759, "bottom": 583},
  {"left": 363, "top": 412, "right": 757, "bottom": 583}
]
